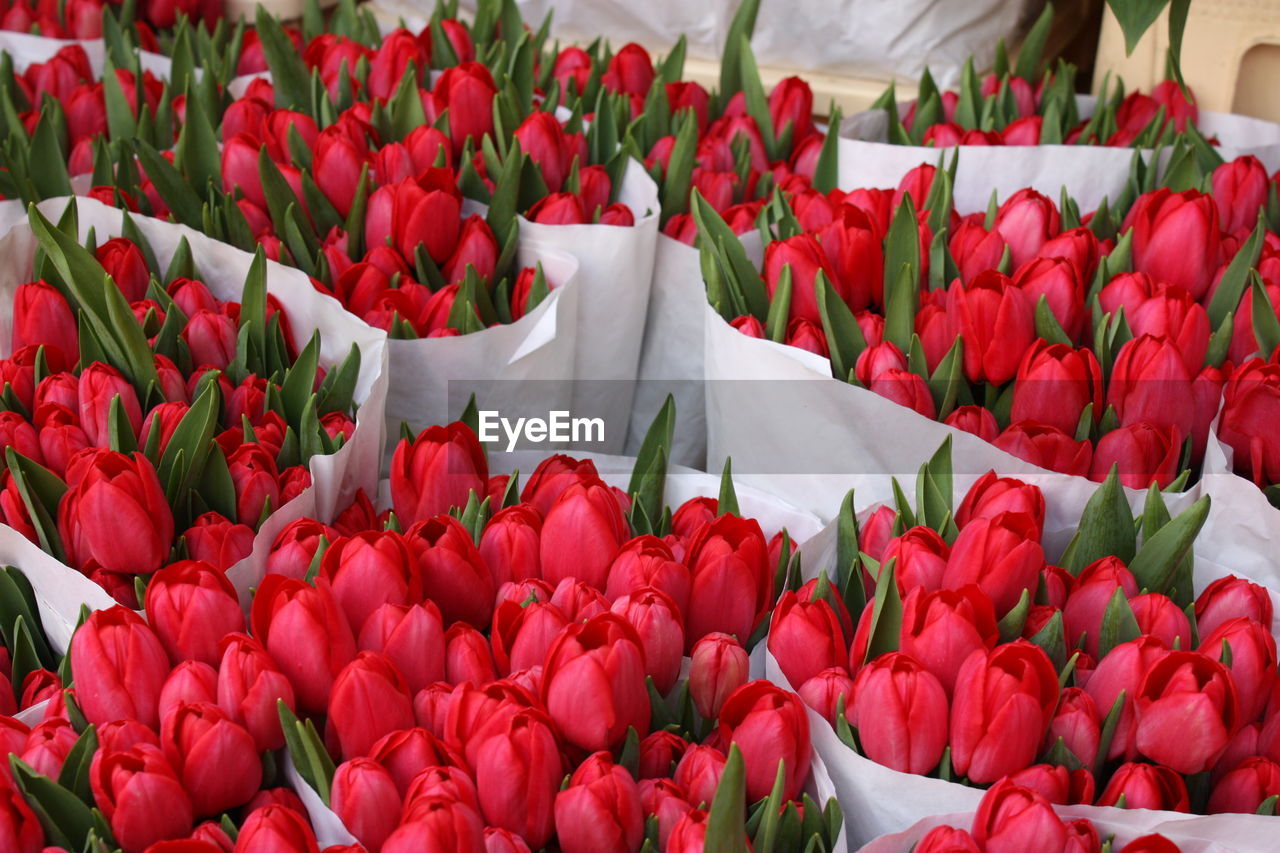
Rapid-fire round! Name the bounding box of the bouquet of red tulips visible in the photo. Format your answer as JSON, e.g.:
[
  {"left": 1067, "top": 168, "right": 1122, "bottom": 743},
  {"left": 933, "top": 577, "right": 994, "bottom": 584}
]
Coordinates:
[
  {"left": 0, "top": 196, "right": 387, "bottom": 617},
  {"left": 764, "top": 438, "right": 1280, "bottom": 848}
]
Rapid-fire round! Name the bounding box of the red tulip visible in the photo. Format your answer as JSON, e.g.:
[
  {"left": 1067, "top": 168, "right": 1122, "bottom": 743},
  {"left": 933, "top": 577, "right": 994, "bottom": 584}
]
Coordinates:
[
  {"left": 358, "top": 602, "right": 445, "bottom": 695},
  {"left": 97, "top": 237, "right": 151, "bottom": 303},
  {"left": 405, "top": 515, "right": 495, "bottom": 627},
  {"left": 539, "top": 482, "right": 628, "bottom": 590},
  {"left": 899, "top": 585, "right": 998, "bottom": 696},
  {"left": 943, "top": 512, "right": 1044, "bottom": 616},
  {"left": 390, "top": 423, "right": 488, "bottom": 526},
  {"left": 541, "top": 613, "right": 649, "bottom": 752},
  {"left": 1217, "top": 358, "right": 1280, "bottom": 486},
  {"left": 689, "top": 632, "right": 750, "bottom": 721},
  {"left": 851, "top": 652, "right": 948, "bottom": 774},
  {"left": 1046, "top": 687, "right": 1101, "bottom": 771},
  {"left": 11, "top": 281, "right": 78, "bottom": 363},
  {"left": 914, "top": 825, "right": 982, "bottom": 853},
  {"left": 947, "top": 271, "right": 1036, "bottom": 385},
  {"left": 1196, "top": 575, "right": 1274, "bottom": 639},
  {"left": 601, "top": 43, "right": 654, "bottom": 98},
  {"left": 994, "top": 420, "right": 1093, "bottom": 476},
  {"left": 1209, "top": 756, "right": 1280, "bottom": 814},
  {"left": 0, "top": 785, "right": 41, "bottom": 853},
  {"left": 1089, "top": 422, "right": 1181, "bottom": 490},
  {"left": 71, "top": 606, "right": 169, "bottom": 729},
  {"left": 331, "top": 758, "right": 401, "bottom": 853},
  {"left": 475, "top": 709, "right": 563, "bottom": 848},
  {"left": 971, "top": 779, "right": 1066, "bottom": 853},
  {"left": 554, "top": 753, "right": 644, "bottom": 853},
  {"left": 611, "top": 588, "right": 685, "bottom": 695},
  {"left": 950, "top": 641, "right": 1060, "bottom": 784},
  {"left": 1096, "top": 762, "right": 1190, "bottom": 811},
  {"left": 993, "top": 189, "right": 1060, "bottom": 270},
  {"left": 1135, "top": 650, "right": 1240, "bottom": 774},
  {"left": 718, "top": 681, "right": 810, "bottom": 801},
  {"left": 683, "top": 515, "right": 772, "bottom": 650},
  {"left": 763, "top": 234, "right": 839, "bottom": 325},
  {"left": 77, "top": 362, "right": 142, "bottom": 448},
  {"left": 1011, "top": 343, "right": 1102, "bottom": 435},
  {"left": 92, "top": 745, "right": 194, "bottom": 853},
  {"left": 1126, "top": 188, "right": 1222, "bottom": 300},
  {"left": 250, "top": 575, "right": 356, "bottom": 714},
  {"left": 145, "top": 561, "right": 245, "bottom": 666},
  {"left": 326, "top": 651, "right": 416, "bottom": 761},
  {"left": 160, "top": 702, "right": 261, "bottom": 817},
  {"left": 233, "top": 805, "right": 320, "bottom": 853}
]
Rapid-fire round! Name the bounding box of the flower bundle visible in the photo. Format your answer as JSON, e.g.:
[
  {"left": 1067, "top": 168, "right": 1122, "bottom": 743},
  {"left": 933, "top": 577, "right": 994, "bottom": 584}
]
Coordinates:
[
  {"left": 696, "top": 140, "right": 1280, "bottom": 501},
  {"left": 0, "top": 198, "right": 380, "bottom": 609},
  {"left": 0, "top": 408, "right": 846, "bottom": 853},
  {"left": 766, "top": 439, "right": 1280, "bottom": 847}
]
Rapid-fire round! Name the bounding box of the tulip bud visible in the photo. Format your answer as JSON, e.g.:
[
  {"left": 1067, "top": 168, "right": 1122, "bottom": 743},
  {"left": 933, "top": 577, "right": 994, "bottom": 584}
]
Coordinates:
[
  {"left": 1126, "top": 188, "right": 1222, "bottom": 300},
  {"left": 971, "top": 779, "right": 1067, "bottom": 853},
  {"left": 540, "top": 482, "right": 629, "bottom": 590},
  {"left": 475, "top": 709, "right": 563, "bottom": 848},
  {"left": 71, "top": 606, "right": 169, "bottom": 729},
  {"left": 405, "top": 516, "right": 496, "bottom": 627},
  {"left": 250, "top": 575, "right": 356, "bottom": 714},
  {"left": 1135, "top": 650, "right": 1240, "bottom": 774},
  {"left": 1096, "top": 762, "right": 1190, "bottom": 811},
  {"left": 610, "top": 588, "right": 684, "bottom": 695},
  {"left": 950, "top": 641, "right": 1060, "bottom": 784},
  {"left": 234, "top": 805, "right": 321, "bottom": 853},
  {"left": 331, "top": 758, "right": 400, "bottom": 853},
  {"left": 208, "top": 632, "right": 293, "bottom": 754},
  {"left": 145, "top": 561, "right": 245, "bottom": 666},
  {"left": 326, "top": 651, "right": 416, "bottom": 761},
  {"left": 554, "top": 753, "right": 645, "bottom": 853},
  {"left": 390, "top": 423, "right": 488, "bottom": 526},
  {"left": 161, "top": 702, "right": 263, "bottom": 817},
  {"left": 718, "top": 681, "right": 810, "bottom": 801},
  {"left": 850, "top": 652, "right": 948, "bottom": 774},
  {"left": 91, "top": 744, "right": 194, "bottom": 853}
]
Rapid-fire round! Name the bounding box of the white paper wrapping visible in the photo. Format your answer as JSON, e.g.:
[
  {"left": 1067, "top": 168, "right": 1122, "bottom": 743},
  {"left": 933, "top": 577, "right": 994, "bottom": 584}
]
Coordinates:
[
  {"left": 625, "top": 231, "right": 764, "bottom": 468},
  {"left": 701, "top": 303, "right": 1201, "bottom": 558},
  {"left": 381, "top": 240, "right": 581, "bottom": 466},
  {"left": 838, "top": 96, "right": 1280, "bottom": 214},
  {"left": 773, "top": 512, "right": 1280, "bottom": 849},
  {"left": 855, "top": 810, "right": 1244, "bottom": 853},
  {"left": 0, "top": 196, "right": 390, "bottom": 636},
  {"left": 370, "top": 0, "right": 1031, "bottom": 89},
  {"left": 516, "top": 159, "right": 660, "bottom": 453},
  {"left": 0, "top": 31, "right": 174, "bottom": 78},
  {"left": 1198, "top": 418, "right": 1280, "bottom": 592}
]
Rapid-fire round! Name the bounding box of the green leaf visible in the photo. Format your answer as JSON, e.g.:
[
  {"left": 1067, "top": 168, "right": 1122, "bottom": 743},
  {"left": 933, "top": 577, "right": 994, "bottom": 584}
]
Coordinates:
[
  {"left": 814, "top": 269, "right": 867, "bottom": 382},
  {"left": 717, "top": 458, "right": 740, "bottom": 517},
  {"left": 1097, "top": 586, "right": 1142, "bottom": 658},
  {"left": 1029, "top": 609, "right": 1068, "bottom": 671},
  {"left": 718, "top": 0, "right": 762, "bottom": 99},
  {"left": 835, "top": 490, "right": 865, "bottom": 616},
  {"left": 1127, "top": 495, "right": 1209, "bottom": 595},
  {"left": 704, "top": 744, "right": 750, "bottom": 853},
  {"left": 863, "top": 557, "right": 903, "bottom": 663},
  {"left": 255, "top": 6, "right": 314, "bottom": 112},
  {"left": 1034, "top": 294, "right": 1073, "bottom": 346},
  {"left": 627, "top": 395, "right": 674, "bottom": 530},
  {"left": 5, "top": 448, "right": 67, "bottom": 563},
  {"left": 1250, "top": 274, "right": 1280, "bottom": 359},
  {"left": 10, "top": 756, "right": 99, "bottom": 850},
  {"left": 1059, "top": 466, "right": 1136, "bottom": 573},
  {"left": 660, "top": 111, "right": 699, "bottom": 223},
  {"left": 764, "top": 267, "right": 792, "bottom": 343},
  {"left": 1013, "top": 2, "right": 1056, "bottom": 80}
]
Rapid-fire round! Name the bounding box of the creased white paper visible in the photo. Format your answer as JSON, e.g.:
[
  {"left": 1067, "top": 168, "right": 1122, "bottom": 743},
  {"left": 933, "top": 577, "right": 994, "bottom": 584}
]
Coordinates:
[
  {"left": 517, "top": 159, "right": 660, "bottom": 453},
  {"left": 0, "top": 196, "right": 390, "bottom": 634}
]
